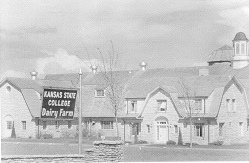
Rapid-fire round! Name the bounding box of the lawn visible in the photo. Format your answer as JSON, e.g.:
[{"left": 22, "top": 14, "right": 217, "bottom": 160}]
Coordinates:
[
  {"left": 1, "top": 137, "right": 96, "bottom": 144},
  {"left": 123, "top": 146, "right": 249, "bottom": 162},
  {"left": 2, "top": 139, "right": 249, "bottom": 161}
]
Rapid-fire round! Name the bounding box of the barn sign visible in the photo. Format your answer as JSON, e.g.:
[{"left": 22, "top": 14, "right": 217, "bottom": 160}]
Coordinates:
[{"left": 41, "top": 89, "right": 77, "bottom": 119}]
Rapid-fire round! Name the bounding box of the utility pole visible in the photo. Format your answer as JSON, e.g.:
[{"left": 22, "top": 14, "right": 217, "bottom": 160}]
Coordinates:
[{"left": 78, "top": 69, "right": 83, "bottom": 155}]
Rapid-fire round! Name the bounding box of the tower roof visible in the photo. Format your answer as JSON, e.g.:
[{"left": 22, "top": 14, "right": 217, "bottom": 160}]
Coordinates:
[
  {"left": 233, "top": 32, "right": 248, "bottom": 41},
  {"left": 208, "top": 45, "right": 233, "bottom": 64}
]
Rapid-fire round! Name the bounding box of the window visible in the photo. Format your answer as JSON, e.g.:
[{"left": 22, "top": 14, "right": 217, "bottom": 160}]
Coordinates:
[
  {"left": 131, "top": 101, "right": 137, "bottom": 112},
  {"left": 226, "top": 99, "right": 231, "bottom": 112},
  {"left": 95, "top": 90, "right": 105, "bottom": 97},
  {"left": 101, "top": 121, "right": 113, "bottom": 129},
  {"left": 219, "top": 123, "right": 224, "bottom": 137},
  {"left": 7, "top": 121, "right": 12, "bottom": 129},
  {"left": 157, "top": 100, "right": 167, "bottom": 112},
  {"left": 241, "top": 43, "right": 245, "bottom": 54},
  {"left": 6, "top": 86, "right": 11, "bottom": 93},
  {"left": 239, "top": 122, "right": 244, "bottom": 136},
  {"left": 195, "top": 123, "right": 204, "bottom": 137},
  {"left": 22, "top": 121, "right": 26, "bottom": 130},
  {"left": 194, "top": 99, "right": 202, "bottom": 111},
  {"left": 55, "top": 121, "right": 60, "bottom": 129},
  {"left": 174, "top": 125, "right": 178, "bottom": 134},
  {"left": 147, "top": 125, "right": 150, "bottom": 133},
  {"left": 232, "top": 99, "right": 236, "bottom": 111},
  {"left": 247, "top": 119, "right": 249, "bottom": 131},
  {"left": 42, "top": 121, "right": 47, "bottom": 129},
  {"left": 132, "top": 123, "right": 140, "bottom": 135},
  {"left": 68, "top": 121, "right": 72, "bottom": 129},
  {"left": 236, "top": 43, "right": 240, "bottom": 54}
]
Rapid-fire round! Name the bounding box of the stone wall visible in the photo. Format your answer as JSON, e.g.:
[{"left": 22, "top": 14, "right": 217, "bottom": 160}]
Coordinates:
[
  {"left": 85, "top": 141, "right": 123, "bottom": 162},
  {"left": 1, "top": 155, "right": 85, "bottom": 163}
]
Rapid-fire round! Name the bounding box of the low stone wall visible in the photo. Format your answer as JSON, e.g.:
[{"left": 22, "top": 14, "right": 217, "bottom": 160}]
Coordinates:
[
  {"left": 1, "top": 155, "right": 85, "bottom": 163},
  {"left": 85, "top": 141, "right": 123, "bottom": 162},
  {"left": 1, "top": 141, "right": 124, "bottom": 162}
]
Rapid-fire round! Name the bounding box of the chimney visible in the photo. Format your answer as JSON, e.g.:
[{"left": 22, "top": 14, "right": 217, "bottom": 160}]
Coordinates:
[
  {"left": 90, "top": 65, "right": 98, "bottom": 74},
  {"left": 30, "top": 70, "right": 38, "bottom": 80},
  {"left": 139, "top": 61, "right": 147, "bottom": 71},
  {"left": 199, "top": 68, "right": 209, "bottom": 76}
]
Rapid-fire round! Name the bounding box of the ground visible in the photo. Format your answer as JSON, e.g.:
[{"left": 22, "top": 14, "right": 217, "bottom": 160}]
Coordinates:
[{"left": 1, "top": 138, "right": 249, "bottom": 161}]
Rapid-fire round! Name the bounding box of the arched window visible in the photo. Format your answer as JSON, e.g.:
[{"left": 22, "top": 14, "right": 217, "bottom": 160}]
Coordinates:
[
  {"left": 6, "top": 86, "right": 11, "bottom": 93},
  {"left": 241, "top": 43, "right": 245, "bottom": 54},
  {"left": 236, "top": 43, "right": 240, "bottom": 54}
]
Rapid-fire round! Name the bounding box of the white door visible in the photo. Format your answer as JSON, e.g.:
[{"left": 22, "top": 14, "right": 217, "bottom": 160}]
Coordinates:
[{"left": 156, "top": 121, "right": 168, "bottom": 143}]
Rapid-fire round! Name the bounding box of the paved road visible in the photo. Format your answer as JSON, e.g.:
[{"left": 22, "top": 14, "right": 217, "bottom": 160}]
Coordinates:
[{"left": 2, "top": 142, "right": 249, "bottom": 161}]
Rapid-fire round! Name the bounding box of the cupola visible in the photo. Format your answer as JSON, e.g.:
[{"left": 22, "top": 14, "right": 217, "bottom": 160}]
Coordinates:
[
  {"left": 30, "top": 70, "right": 38, "bottom": 80},
  {"left": 90, "top": 65, "right": 98, "bottom": 74},
  {"left": 139, "top": 61, "right": 147, "bottom": 71},
  {"left": 232, "top": 32, "right": 249, "bottom": 69}
]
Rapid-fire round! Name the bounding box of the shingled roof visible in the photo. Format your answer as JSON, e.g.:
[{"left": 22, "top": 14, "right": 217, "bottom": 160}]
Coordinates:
[
  {"left": 21, "top": 89, "right": 41, "bottom": 117},
  {"left": 207, "top": 45, "right": 233, "bottom": 64},
  {"left": 124, "top": 74, "right": 230, "bottom": 99},
  {"left": 1, "top": 77, "right": 78, "bottom": 118},
  {"left": 233, "top": 32, "right": 248, "bottom": 41}
]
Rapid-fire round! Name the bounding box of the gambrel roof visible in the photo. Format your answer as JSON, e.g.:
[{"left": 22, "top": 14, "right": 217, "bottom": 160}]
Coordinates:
[{"left": 0, "top": 77, "right": 77, "bottom": 118}]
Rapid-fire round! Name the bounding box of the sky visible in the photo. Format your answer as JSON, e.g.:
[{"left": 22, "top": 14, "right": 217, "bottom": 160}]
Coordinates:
[{"left": 0, "top": 0, "right": 249, "bottom": 80}]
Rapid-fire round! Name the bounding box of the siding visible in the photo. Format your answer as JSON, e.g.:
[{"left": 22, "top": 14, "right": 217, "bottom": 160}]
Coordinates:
[
  {"left": 215, "top": 84, "right": 249, "bottom": 144},
  {"left": 140, "top": 91, "right": 181, "bottom": 143},
  {"left": 1, "top": 83, "right": 36, "bottom": 138}
]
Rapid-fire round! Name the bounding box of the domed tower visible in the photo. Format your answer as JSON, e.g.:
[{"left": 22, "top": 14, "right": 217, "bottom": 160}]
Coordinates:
[{"left": 232, "top": 32, "right": 249, "bottom": 69}]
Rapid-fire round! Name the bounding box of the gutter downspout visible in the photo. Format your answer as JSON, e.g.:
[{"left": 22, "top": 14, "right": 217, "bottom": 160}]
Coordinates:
[
  {"left": 208, "top": 119, "right": 210, "bottom": 144},
  {"left": 123, "top": 119, "right": 126, "bottom": 142},
  {"left": 38, "top": 118, "right": 40, "bottom": 138}
]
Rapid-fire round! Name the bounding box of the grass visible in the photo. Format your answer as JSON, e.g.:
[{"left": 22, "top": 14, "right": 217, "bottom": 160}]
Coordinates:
[
  {"left": 145, "top": 143, "right": 249, "bottom": 150},
  {"left": 1, "top": 137, "right": 95, "bottom": 144},
  {"left": 2, "top": 140, "right": 249, "bottom": 161},
  {"left": 123, "top": 146, "right": 249, "bottom": 162}
]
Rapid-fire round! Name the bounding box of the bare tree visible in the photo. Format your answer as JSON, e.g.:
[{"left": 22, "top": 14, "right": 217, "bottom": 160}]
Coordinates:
[
  {"left": 76, "top": 41, "right": 125, "bottom": 140},
  {"left": 96, "top": 41, "right": 125, "bottom": 140},
  {"left": 177, "top": 76, "right": 202, "bottom": 148}
]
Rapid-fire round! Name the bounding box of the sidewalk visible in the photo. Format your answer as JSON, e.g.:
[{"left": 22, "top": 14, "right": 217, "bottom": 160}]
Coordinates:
[
  {"left": 1, "top": 138, "right": 94, "bottom": 145},
  {"left": 133, "top": 143, "right": 249, "bottom": 151}
]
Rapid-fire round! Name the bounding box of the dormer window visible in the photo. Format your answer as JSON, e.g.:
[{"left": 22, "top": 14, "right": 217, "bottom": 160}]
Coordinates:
[
  {"left": 131, "top": 101, "right": 137, "bottom": 112},
  {"left": 157, "top": 100, "right": 167, "bottom": 112},
  {"left": 95, "top": 89, "right": 105, "bottom": 97},
  {"left": 194, "top": 99, "right": 202, "bottom": 111}
]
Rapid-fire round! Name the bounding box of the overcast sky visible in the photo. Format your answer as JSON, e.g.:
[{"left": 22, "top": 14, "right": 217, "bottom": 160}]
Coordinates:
[{"left": 1, "top": 0, "right": 249, "bottom": 79}]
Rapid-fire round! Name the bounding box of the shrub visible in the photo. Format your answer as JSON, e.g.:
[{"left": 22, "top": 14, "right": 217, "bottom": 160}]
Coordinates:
[
  {"left": 178, "top": 128, "right": 183, "bottom": 145},
  {"left": 185, "top": 142, "right": 199, "bottom": 146},
  {"left": 61, "top": 129, "right": 71, "bottom": 138},
  {"left": 213, "top": 140, "right": 224, "bottom": 146},
  {"left": 11, "top": 123, "right": 16, "bottom": 138},
  {"left": 135, "top": 140, "right": 148, "bottom": 144},
  {"left": 41, "top": 133, "right": 53, "bottom": 139},
  {"left": 167, "top": 140, "right": 176, "bottom": 145}
]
